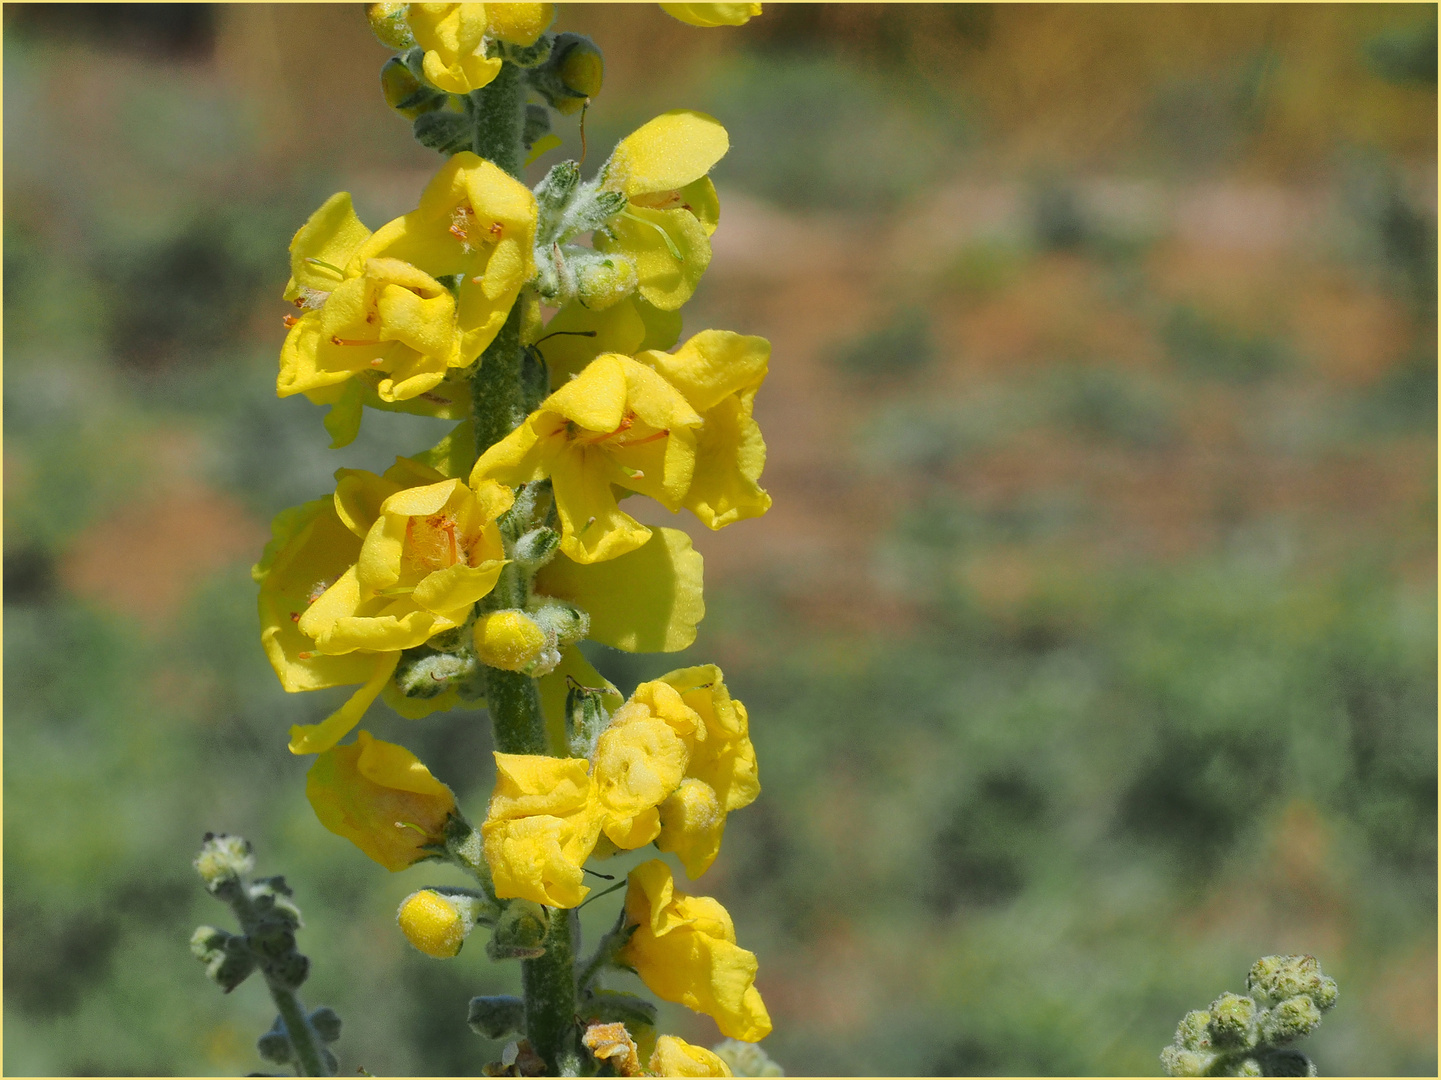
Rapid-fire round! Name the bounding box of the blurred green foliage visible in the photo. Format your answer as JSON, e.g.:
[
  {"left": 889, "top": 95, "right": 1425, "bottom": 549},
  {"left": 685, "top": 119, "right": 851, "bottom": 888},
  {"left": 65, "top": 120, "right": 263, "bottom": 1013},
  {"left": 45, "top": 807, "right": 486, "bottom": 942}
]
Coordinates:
[{"left": 4, "top": 5, "right": 1435, "bottom": 1077}]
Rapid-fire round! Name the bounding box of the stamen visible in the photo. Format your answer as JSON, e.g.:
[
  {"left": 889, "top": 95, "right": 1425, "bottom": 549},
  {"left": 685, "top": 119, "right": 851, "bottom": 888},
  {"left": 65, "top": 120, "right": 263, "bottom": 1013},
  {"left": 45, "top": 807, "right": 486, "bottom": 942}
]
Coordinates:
[
  {"left": 330, "top": 336, "right": 375, "bottom": 347},
  {"left": 290, "top": 612, "right": 301, "bottom": 622},
  {"left": 619, "top": 209, "right": 683, "bottom": 261},
  {"left": 297, "top": 651, "right": 313, "bottom": 660},
  {"left": 304, "top": 257, "right": 346, "bottom": 277},
  {"left": 282, "top": 314, "right": 300, "bottom": 328}
]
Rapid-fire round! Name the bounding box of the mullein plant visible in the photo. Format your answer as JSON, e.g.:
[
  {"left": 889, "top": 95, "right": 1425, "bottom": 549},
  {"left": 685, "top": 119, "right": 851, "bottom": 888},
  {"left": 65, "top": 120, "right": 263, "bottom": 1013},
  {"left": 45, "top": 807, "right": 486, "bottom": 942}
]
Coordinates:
[{"left": 196, "top": 3, "right": 786, "bottom": 1077}]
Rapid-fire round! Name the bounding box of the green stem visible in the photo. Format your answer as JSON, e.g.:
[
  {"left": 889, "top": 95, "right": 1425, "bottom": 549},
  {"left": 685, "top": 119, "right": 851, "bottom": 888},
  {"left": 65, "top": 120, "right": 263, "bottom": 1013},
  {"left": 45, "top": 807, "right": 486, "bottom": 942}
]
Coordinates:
[
  {"left": 467, "top": 58, "right": 580, "bottom": 1076},
  {"left": 472, "top": 304, "right": 529, "bottom": 458},
  {"left": 469, "top": 61, "right": 526, "bottom": 177},
  {"left": 522, "top": 907, "right": 583, "bottom": 1076},
  {"left": 225, "top": 889, "right": 328, "bottom": 1077}
]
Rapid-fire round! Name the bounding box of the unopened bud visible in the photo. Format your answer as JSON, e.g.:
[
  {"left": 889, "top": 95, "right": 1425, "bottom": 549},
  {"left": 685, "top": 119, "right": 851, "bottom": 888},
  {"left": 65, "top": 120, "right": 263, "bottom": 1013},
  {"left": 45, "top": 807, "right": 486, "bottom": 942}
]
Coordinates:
[
  {"left": 381, "top": 54, "right": 447, "bottom": 119},
  {"left": 1232, "top": 1058, "right": 1264, "bottom": 1077},
  {"left": 397, "top": 888, "right": 489, "bottom": 959},
  {"left": 1175, "top": 1010, "right": 1212, "bottom": 1052},
  {"left": 1160, "top": 1046, "right": 1218, "bottom": 1077},
  {"left": 195, "top": 833, "right": 254, "bottom": 896},
  {"left": 578, "top": 988, "right": 657, "bottom": 1030},
  {"left": 488, "top": 899, "right": 549, "bottom": 961},
  {"left": 468, "top": 995, "right": 526, "bottom": 1039},
  {"left": 528, "top": 597, "right": 588, "bottom": 648},
  {"left": 266, "top": 950, "right": 310, "bottom": 991},
  {"left": 191, "top": 927, "right": 257, "bottom": 993},
  {"left": 513, "top": 527, "right": 560, "bottom": 570},
  {"left": 1259, "top": 995, "right": 1323, "bottom": 1044},
  {"left": 529, "top": 33, "right": 603, "bottom": 115},
  {"left": 366, "top": 2, "right": 415, "bottom": 49},
  {"left": 574, "top": 254, "right": 638, "bottom": 311},
  {"left": 1208, "top": 992, "right": 1257, "bottom": 1048},
  {"left": 1245, "top": 955, "right": 1337, "bottom": 1011},
  {"left": 310, "top": 1006, "right": 343, "bottom": 1044},
  {"left": 473, "top": 609, "right": 559, "bottom": 676},
  {"left": 257, "top": 1017, "right": 293, "bottom": 1065}
]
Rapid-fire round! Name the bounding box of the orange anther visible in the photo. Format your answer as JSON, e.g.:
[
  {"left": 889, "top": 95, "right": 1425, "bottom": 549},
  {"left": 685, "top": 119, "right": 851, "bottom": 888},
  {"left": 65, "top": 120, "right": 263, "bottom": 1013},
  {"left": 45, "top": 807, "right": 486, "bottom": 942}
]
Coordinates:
[{"left": 282, "top": 314, "right": 300, "bottom": 328}]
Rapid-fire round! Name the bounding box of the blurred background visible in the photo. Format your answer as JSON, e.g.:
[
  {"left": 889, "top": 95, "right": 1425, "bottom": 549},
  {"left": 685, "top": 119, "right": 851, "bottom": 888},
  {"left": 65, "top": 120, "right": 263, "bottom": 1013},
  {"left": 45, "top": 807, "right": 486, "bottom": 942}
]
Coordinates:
[{"left": 4, "top": 4, "right": 1436, "bottom": 1075}]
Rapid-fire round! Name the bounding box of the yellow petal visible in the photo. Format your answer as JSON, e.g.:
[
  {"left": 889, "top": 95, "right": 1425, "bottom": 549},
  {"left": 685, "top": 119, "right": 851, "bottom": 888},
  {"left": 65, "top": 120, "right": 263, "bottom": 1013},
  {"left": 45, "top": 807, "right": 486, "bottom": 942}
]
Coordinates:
[
  {"left": 655, "top": 777, "right": 727, "bottom": 879},
  {"left": 486, "top": 1, "right": 554, "bottom": 43},
  {"left": 648, "top": 1036, "right": 735, "bottom": 1077},
  {"left": 304, "top": 728, "right": 456, "bottom": 865},
  {"left": 289, "top": 654, "right": 403, "bottom": 755},
  {"left": 596, "top": 206, "right": 711, "bottom": 311},
  {"left": 604, "top": 110, "right": 730, "bottom": 199},
  {"left": 534, "top": 527, "right": 704, "bottom": 652},
  {"left": 289, "top": 192, "right": 372, "bottom": 293},
  {"left": 659, "top": 3, "right": 761, "bottom": 28}
]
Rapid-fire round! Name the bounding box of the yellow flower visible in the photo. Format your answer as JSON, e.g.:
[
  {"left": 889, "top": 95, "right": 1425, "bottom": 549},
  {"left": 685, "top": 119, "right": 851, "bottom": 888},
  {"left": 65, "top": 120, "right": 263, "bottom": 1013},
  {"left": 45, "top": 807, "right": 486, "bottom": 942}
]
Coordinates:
[
  {"left": 470, "top": 354, "right": 702, "bottom": 564},
  {"left": 278, "top": 157, "right": 536, "bottom": 406},
  {"left": 651, "top": 665, "right": 759, "bottom": 878},
  {"left": 306, "top": 730, "right": 457, "bottom": 871},
  {"left": 253, "top": 494, "right": 403, "bottom": 756},
  {"left": 619, "top": 860, "right": 772, "bottom": 1042},
  {"left": 648, "top": 1036, "right": 735, "bottom": 1077},
  {"left": 636, "top": 330, "right": 771, "bottom": 529},
  {"left": 660, "top": 3, "right": 761, "bottom": 27},
  {"left": 299, "top": 473, "right": 512, "bottom": 656},
  {"left": 481, "top": 753, "right": 602, "bottom": 907},
  {"left": 595, "top": 111, "right": 729, "bottom": 311},
  {"left": 533, "top": 527, "right": 705, "bottom": 653}
]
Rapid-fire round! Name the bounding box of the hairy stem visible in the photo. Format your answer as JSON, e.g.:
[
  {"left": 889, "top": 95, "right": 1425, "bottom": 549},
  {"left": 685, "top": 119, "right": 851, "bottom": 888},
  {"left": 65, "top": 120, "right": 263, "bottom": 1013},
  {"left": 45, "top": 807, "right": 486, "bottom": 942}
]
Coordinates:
[
  {"left": 470, "top": 61, "right": 526, "bottom": 177},
  {"left": 468, "top": 58, "right": 578, "bottom": 1076},
  {"left": 522, "top": 906, "right": 583, "bottom": 1076},
  {"left": 225, "top": 889, "right": 328, "bottom": 1077}
]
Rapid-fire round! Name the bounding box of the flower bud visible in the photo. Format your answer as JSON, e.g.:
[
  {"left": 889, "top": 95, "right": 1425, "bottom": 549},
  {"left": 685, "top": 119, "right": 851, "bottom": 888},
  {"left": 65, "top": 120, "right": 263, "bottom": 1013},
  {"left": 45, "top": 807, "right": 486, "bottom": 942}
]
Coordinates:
[
  {"left": 366, "top": 1, "right": 415, "bottom": 49},
  {"left": 474, "top": 609, "right": 559, "bottom": 675},
  {"left": 1259, "top": 995, "right": 1323, "bottom": 1044},
  {"left": 1208, "top": 992, "right": 1257, "bottom": 1048},
  {"left": 529, "top": 33, "right": 603, "bottom": 115},
  {"left": 381, "top": 54, "right": 447, "bottom": 120},
  {"left": 575, "top": 253, "right": 639, "bottom": 312},
  {"left": 1245, "top": 955, "right": 1337, "bottom": 1011},
  {"left": 1232, "top": 1058, "right": 1264, "bottom": 1077},
  {"left": 194, "top": 833, "right": 254, "bottom": 896},
  {"left": 267, "top": 950, "right": 311, "bottom": 991},
  {"left": 310, "top": 1006, "right": 343, "bottom": 1044},
  {"left": 467, "top": 995, "right": 526, "bottom": 1039},
  {"left": 1174, "top": 1010, "right": 1212, "bottom": 1052},
  {"left": 397, "top": 888, "right": 490, "bottom": 958},
  {"left": 487, "top": 899, "right": 550, "bottom": 961},
  {"left": 1160, "top": 1046, "right": 1218, "bottom": 1077},
  {"left": 257, "top": 1017, "right": 293, "bottom": 1065},
  {"left": 578, "top": 988, "right": 658, "bottom": 1030},
  {"left": 190, "top": 927, "right": 257, "bottom": 993},
  {"left": 528, "top": 597, "right": 589, "bottom": 648},
  {"left": 513, "top": 526, "right": 560, "bottom": 570}
]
